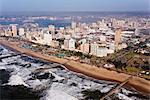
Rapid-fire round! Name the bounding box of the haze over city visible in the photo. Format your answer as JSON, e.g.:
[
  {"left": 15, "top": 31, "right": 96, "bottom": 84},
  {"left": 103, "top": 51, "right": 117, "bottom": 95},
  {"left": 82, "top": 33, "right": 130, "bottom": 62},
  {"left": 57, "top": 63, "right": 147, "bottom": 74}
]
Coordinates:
[{"left": 0, "top": 0, "right": 150, "bottom": 12}]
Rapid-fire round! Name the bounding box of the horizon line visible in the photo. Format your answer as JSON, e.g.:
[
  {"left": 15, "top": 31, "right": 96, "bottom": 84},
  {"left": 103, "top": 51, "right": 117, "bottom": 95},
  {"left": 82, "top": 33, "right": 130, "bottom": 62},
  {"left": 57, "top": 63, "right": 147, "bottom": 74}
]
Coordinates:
[{"left": 1, "top": 11, "right": 150, "bottom": 13}]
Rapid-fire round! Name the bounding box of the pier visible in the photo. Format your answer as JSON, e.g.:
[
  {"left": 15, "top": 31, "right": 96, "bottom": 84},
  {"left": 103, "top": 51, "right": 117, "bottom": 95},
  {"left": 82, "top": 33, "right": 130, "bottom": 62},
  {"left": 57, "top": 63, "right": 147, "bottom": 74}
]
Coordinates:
[{"left": 100, "top": 76, "right": 133, "bottom": 100}]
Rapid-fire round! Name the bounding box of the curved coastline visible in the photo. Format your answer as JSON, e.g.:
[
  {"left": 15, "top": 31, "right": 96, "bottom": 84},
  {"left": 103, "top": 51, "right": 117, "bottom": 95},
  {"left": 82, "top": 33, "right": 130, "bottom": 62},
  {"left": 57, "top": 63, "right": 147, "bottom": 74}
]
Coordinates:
[{"left": 0, "top": 39, "right": 150, "bottom": 95}]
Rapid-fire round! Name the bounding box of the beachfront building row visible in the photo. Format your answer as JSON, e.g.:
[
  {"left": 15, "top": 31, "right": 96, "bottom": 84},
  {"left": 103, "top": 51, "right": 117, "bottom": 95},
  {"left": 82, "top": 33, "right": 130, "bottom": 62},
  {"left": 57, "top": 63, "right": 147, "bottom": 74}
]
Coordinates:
[
  {"left": 0, "top": 25, "right": 135, "bottom": 57},
  {"left": 0, "top": 17, "right": 148, "bottom": 57}
]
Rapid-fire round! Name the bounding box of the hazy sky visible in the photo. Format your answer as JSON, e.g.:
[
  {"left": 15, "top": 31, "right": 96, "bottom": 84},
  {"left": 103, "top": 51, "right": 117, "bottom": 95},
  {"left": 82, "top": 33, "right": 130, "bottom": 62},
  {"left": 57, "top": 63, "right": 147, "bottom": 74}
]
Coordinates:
[{"left": 0, "top": 0, "right": 150, "bottom": 12}]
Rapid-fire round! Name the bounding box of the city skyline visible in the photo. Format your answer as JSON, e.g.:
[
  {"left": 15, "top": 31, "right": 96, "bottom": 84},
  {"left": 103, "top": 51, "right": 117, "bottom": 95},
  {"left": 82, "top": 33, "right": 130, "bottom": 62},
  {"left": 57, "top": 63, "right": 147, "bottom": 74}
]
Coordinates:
[{"left": 0, "top": 0, "right": 149, "bottom": 12}]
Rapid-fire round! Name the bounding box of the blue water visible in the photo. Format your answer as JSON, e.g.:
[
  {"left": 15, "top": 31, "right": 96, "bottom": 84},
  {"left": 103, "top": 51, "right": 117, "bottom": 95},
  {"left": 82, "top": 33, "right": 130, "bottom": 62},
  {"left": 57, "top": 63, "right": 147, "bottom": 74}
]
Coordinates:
[{"left": 0, "top": 19, "right": 71, "bottom": 28}]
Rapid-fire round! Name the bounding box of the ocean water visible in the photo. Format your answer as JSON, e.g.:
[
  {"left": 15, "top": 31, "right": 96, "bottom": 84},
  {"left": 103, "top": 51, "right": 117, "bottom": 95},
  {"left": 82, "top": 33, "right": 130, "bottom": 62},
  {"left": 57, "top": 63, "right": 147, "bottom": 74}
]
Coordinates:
[{"left": 0, "top": 45, "right": 149, "bottom": 100}]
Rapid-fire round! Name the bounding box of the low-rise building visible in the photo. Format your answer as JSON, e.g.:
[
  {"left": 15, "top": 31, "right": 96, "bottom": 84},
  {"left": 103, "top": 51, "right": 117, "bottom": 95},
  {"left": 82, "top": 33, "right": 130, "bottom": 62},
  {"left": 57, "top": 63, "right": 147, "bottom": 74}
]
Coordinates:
[{"left": 90, "top": 42, "right": 107, "bottom": 57}]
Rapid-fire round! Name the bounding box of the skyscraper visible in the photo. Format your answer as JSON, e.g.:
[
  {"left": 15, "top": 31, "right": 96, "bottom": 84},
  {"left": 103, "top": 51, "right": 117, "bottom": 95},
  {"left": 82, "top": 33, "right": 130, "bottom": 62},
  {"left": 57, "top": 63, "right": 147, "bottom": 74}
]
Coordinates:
[
  {"left": 43, "top": 31, "right": 52, "bottom": 46},
  {"left": 11, "top": 24, "right": 17, "bottom": 37},
  {"left": 48, "top": 25, "right": 55, "bottom": 39},
  {"left": 71, "top": 21, "right": 77, "bottom": 29},
  {"left": 115, "top": 29, "right": 122, "bottom": 50},
  {"left": 64, "top": 38, "right": 75, "bottom": 50},
  {"left": 19, "top": 28, "right": 25, "bottom": 36}
]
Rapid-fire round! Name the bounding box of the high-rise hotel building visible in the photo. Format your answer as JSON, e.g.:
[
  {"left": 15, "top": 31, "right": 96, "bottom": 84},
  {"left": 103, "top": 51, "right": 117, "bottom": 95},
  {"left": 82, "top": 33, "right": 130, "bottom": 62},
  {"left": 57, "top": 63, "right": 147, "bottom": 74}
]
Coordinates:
[{"left": 115, "top": 29, "right": 122, "bottom": 51}]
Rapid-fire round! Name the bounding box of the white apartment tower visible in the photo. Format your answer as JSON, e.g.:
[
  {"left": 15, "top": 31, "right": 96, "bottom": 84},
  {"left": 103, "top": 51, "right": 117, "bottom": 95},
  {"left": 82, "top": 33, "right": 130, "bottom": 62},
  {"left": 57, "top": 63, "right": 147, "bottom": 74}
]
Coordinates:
[
  {"left": 71, "top": 21, "right": 77, "bottom": 29},
  {"left": 19, "top": 28, "right": 25, "bottom": 36},
  {"left": 64, "top": 38, "right": 75, "bottom": 50},
  {"left": 43, "top": 31, "right": 52, "bottom": 46},
  {"left": 11, "top": 24, "right": 17, "bottom": 37},
  {"left": 69, "top": 38, "right": 75, "bottom": 50},
  {"left": 48, "top": 25, "right": 55, "bottom": 39}
]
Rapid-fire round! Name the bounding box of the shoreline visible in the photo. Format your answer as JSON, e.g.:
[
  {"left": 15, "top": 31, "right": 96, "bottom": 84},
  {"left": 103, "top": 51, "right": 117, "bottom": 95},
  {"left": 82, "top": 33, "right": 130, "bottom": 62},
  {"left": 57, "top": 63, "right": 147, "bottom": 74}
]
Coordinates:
[{"left": 0, "top": 39, "right": 150, "bottom": 95}]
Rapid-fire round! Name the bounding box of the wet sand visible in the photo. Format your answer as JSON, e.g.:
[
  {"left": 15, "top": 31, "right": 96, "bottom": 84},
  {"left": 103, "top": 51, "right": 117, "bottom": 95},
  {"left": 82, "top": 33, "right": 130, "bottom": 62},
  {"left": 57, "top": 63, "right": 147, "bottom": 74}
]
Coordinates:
[{"left": 0, "top": 39, "right": 150, "bottom": 95}]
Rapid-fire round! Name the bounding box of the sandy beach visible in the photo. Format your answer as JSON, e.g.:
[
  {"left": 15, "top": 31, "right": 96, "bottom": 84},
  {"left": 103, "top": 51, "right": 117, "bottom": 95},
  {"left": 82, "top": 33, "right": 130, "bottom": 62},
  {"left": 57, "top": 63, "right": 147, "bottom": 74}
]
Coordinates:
[{"left": 0, "top": 39, "right": 150, "bottom": 95}]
